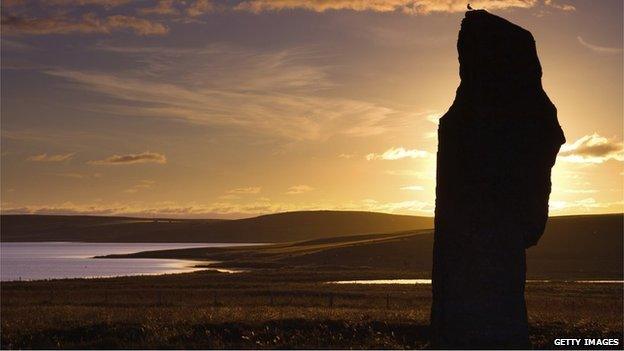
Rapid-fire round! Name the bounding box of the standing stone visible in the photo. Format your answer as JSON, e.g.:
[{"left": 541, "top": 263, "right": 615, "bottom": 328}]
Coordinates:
[{"left": 431, "top": 10, "right": 565, "bottom": 349}]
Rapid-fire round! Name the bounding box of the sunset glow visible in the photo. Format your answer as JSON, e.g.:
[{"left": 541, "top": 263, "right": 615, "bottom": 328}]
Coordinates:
[{"left": 1, "top": 0, "right": 622, "bottom": 218}]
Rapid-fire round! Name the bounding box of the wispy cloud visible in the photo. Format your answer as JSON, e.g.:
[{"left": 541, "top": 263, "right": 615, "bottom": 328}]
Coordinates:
[
  {"left": 138, "top": 0, "right": 180, "bottom": 16},
  {"left": 2, "top": 14, "right": 169, "bottom": 36},
  {"left": 385, "top": 169, "right": 434, "bottom": 179},
  {"left": 549, "top": 198, "right": 623, "bottom": 213},
  {"left": 54, "top": 172, "right": 102, "bottom": 179},
  {"left": 544, "top": 0, "right": 575, "bottom": 11},
  {"left": 425, "top": 112, "right": 442, "bottom": 124},
  {"left": 186, "top": 0, "right": 214, "bottom": 16},
  {"left": 45, "top": 45, "right": 405, "bottom": 141},
  {"left": 88, "top": 151, "right": 167, "bottom": 165},
  {"left": 123, "top": 180, "right": 156, "bottom": 193},
  {"left": 137, "top": 0, "right": 214, "bottom": 17},
  {"left": 3, "top": 0, "right": 132, "bottom": 7},
  {"left": 366, "top": 147, "right": 429, "bottom": 160},
  {"left": 360, "top": 198, "right": 432, "bottom": 214},
  {"left": 559, "top": 133, "right": 624, "bottom": 164},
  {"left": 0, "top": 0, "right": 574, "bottom": 39},
  {"left": 234, "top": 0, "right": 540, "bottom": 14},
  {"left": 285, "top": 185, "right": 314, "bottom": 195},
  {"left": 553, "top": 187, "right": 598, "bottom": 194},
  {"left": 2, "top": 0, "right": 216, "bottom": 36},
  {"left": 401, "top": 185, "right": 424, "bottom": 191},
  {"left": 1, "top": 38, "right": 37, "bottom": 51},
  {"left": 0, "top": 197, "right": 434, "bottom": 218},
  {"left": 228, "top": 186, "right": 262, "bottom": 194},
  {"left": 27, "top": 153, "right": 74, "bottom": 162},
  {"left": 577, "top": 36, "right": 623, "bottom": 54},
  {"left": 46, "top": 0, "right": 131, "bottom": 7}
]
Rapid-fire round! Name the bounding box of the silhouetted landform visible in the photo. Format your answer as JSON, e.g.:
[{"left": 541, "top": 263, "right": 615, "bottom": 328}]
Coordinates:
[
  {"left": 432, "top": 10, "right": 566, "bottom": 348},
  {"left": 2, "top": 215, "right": 622, "bottom": 349},
  {"left": 104, "top": 214, "right": 622, "bottom": 280},
  {"left": 0, "top": 211, "right": 432, "bottom": 243}
]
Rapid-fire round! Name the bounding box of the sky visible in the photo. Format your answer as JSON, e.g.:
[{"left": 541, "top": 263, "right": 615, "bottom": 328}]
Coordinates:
[{"left": 1, "top": 0, "right": 622, "bottom": 219}]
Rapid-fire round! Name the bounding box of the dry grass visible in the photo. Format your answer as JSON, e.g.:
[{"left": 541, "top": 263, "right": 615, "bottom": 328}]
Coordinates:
[{"left": 1, "top": 270, "right": 622, "bottom": 349}]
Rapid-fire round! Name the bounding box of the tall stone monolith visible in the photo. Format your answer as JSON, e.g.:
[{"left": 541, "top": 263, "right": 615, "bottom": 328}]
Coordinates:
[{"left": 431, "top": 10, "right": 565, "bottom": 349}]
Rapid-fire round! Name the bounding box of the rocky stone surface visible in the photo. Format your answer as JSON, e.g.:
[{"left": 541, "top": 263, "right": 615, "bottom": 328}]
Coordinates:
[{"left": 431, "top": 10, "right": 565, "bottom": 349}]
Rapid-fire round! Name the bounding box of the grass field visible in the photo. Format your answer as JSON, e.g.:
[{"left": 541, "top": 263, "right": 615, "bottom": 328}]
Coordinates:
[
  {"left": 2, "top": 268, "right": 622, "bottom": 349},
  {"left": 2, "top": 213, "right": 622, "bottom": 349}
]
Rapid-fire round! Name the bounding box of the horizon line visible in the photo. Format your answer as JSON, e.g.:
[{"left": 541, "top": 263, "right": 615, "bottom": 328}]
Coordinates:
[{"left": 1, "top": 210, "right": 622, "bottom": 221}]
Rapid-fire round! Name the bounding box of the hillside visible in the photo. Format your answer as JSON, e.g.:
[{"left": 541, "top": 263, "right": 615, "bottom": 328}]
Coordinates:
[
  {"left": 108, "top": 213, "right": 623, "bottom": 280},
  {"left": 0, "top": 211, "right": 434, "bottom": 243}
]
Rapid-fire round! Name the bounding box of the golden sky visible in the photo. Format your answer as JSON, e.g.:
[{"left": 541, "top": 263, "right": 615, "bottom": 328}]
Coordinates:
[{"left": 1, "top": 0, "right": 622, "bottom": 218}]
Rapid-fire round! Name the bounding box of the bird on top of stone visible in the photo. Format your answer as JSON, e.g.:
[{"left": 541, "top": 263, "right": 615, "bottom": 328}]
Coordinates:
[{"left": 467, "top": 3, "right": 473, "bottom": 10}]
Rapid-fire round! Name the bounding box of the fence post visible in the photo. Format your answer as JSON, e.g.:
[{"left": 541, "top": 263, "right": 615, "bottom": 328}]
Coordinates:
[
  {"left": 386, "top": 293, "right": 390, "bottom": 309},
  {"left": 158, "top": 291, "right": 163, "bottom": 306},
  {"left": 269, "top": 291, "right": 274, "bottom": 306},
  {"left": 213, "top": 291, "right": 218, "bottom": 307},
  {"left": 329, "top": 293, "right": 334, "bottom": 308}
]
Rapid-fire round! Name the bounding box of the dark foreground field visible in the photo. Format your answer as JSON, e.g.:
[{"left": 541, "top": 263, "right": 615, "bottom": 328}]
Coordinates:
[
  {"left": 2, "top": 269, "right": 622, "bottom": 349},
  {"left": 2, "top": 213, "right": 622, "bottom": 349}
]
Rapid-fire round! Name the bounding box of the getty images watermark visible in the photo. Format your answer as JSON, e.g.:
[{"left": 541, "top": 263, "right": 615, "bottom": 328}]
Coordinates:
[{"left": 554, "top": 338, "right": 620, "bottom": 347}]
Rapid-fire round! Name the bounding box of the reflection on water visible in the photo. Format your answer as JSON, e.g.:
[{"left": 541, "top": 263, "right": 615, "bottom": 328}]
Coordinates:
[
  {"left": 0, "top": 242, "right": 257, "bottom": 281},
  {"left": 330, "top": 279, "right": 624, "bottom": 285},
  {"left": 332, "top": 279, "right": 433, "bottom": 285}
]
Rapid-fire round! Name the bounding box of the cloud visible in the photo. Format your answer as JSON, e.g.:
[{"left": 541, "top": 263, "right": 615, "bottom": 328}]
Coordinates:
[
  {"left": 88, "top": 151, "right": 167, "bottom": 165},
  {"left": 0, "top": 197, "right": 435, "bottom": 219},
  {"left": 47, "top": 45, "right": 405, "bottom": 141},
  {"left": 0, "top": 0, "right": 575, "bottom": 40},
  {"left": 338, "top": 153, "right": 355, "bottom": 159},
  {"left": 123, "top": 180, "right": 156, "bottom": 193},
  {"left": 366, "top": 147, "right": 429, "bottom": 160},
  {"left": 577, "top": 36, "right": 622, "bottom": 54},
  {"left": 234, "top": 0, "right": 540, "bottom": 14},
  {"left": 549, "top": 198, "right": 624, "bottom": 213},
  {"left": 138, "top": 0, "right": 180, "bottom": 16},
  {"left": 401, "top": 185, "right": 424, "bottom": 191},
  {"left": 186, "top": 0, "right": 214, "bottom": 16},
  {"left": 1, "top": 38, "right": 37, "bottom": 51},
  {"left": 27, "top": 153, "right": 74, "bottom": 162},
  {"left": 55, "top": 172, "right": 102, "bottom": 179},
  {"left": 2, "top": 0, "right": 132, "bottom": 7},
  {"left": 0, "top": 199, "right": 285, "bottom": 219},
  {"left": 425, "top": 112, "right": 442, "bottom": 124},
  {"left": 228, "top": 186, "right": 262, "bottom": 194},
  {"left": 285, "top": 185, "right": 314, "bottom": 194},
  {"left": 360, "top": 198, "right": 433, "bottom": 214},
  {"left": 46, "top": 0, "right": 131, "bottom": 6},
  {"left": 2, "top": 13, "right": 168, "bottom": 36},
  {"left": 385, "top": 169, "right": 434, "bottom": 179},
  {"left": 558, "top": 188, "right": 598, "bottom": 194},
  {"left": 136, "top": 0, "right": 214, "bottom": 18},
  {"left": 218, "top": 194, "right": 241, "bottom": 200},
  {"left": 558, "top": 134, "right": 624, "bottom": 164},
  {"left": 543, "top": 0, "right": 575, "bottom": 11}
]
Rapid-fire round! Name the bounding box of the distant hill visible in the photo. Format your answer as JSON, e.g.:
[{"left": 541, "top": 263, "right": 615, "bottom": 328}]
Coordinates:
[
  {"left": 0, "top": 211, "right": 434, "bottom": 243},
  {"left": 526, "top": 214, "right": 623, "bottom": 279},
  {"left": 108, "top": 213, "right": 623, "bottom": 280}
]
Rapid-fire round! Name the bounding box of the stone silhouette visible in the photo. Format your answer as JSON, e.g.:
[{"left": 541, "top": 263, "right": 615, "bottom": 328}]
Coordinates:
[{"left": 431, "top": 10, "right": 565, "bottom": 349}]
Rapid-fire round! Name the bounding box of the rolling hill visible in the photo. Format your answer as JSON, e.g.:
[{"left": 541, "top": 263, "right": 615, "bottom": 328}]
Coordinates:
[
  {"left": 106, "top": 213, "right": 623, "bottom": 280},
  {"left": 0, "top": 211, "right": 434, "bottom": 243}
]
